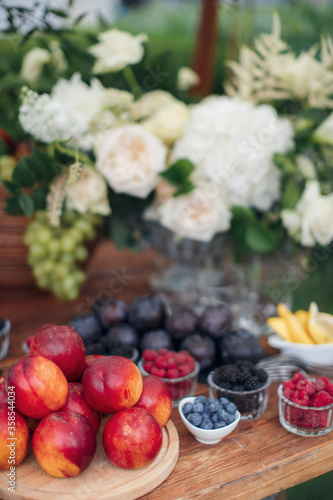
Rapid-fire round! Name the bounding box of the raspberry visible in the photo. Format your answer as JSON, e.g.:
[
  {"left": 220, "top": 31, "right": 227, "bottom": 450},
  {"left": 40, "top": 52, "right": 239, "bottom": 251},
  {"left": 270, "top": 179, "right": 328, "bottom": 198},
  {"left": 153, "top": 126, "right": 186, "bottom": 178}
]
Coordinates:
[
  {"left": 166, "top": 368, "right": 180, "bottom": 379},
  {"left": 178, "top": 364, "right": 193, "bottom": 377},
  {"left": 291, "top": 372, "right": 306, "bottom": 384},
  {"left": 143, "top": 361, "right": 154, "bottom": 373},
  {"left": 174, "top": 353, "right": 188, "bottom": 365},
  {"left": 310, "top": 390, "right": 333, "bottom": 408},
  {"left": 291, "top": 390, "right": 310, "bottom": 406},
  {"left": 154, "top": 355, "right": 167, "bottom": 369},
  {"left": 283, "top": 380, "right": 296, "bottom": 400},
  {"left": 151, "top": 367, "right": 166, "bottom": 378},
  {"left": 158, "top": 348, "right": 168, "bottom": 356},
  {"left": 302, "top": 409, "right": 320, "bottom": 429},
  {"left": 165, "top": 351, "right": 176, "bottom": 359},
  {"left": 326, "top": 383, "right": 333, "bottom": 397},
  {"left": 296, "top": 379, "right": 315, "bottom": 396},
  {"left": 142, "top": 349, "right": 157, "bottom": 362},
  {"left": 166, "top": 358, "right": 177, "bottom": 369},
  {"left": 314, "top": 377, "right": 330, "bottom": 392}
]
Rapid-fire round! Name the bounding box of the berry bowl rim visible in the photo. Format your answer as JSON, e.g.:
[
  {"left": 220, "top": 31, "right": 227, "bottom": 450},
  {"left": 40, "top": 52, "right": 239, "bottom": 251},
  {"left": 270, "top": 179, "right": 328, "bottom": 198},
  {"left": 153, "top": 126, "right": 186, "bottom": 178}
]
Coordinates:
[
  {"left": 178, "top": 396, "right": 241, "bottom": 445},
  {"left": 277, "top": 382, "right": 333, "bottom": 411},
  {"left": 207, "top": 367, "right": 271, "bottom": 396},
  {"left": 138, "top": 359, "right": 200, "bottom": 384}
]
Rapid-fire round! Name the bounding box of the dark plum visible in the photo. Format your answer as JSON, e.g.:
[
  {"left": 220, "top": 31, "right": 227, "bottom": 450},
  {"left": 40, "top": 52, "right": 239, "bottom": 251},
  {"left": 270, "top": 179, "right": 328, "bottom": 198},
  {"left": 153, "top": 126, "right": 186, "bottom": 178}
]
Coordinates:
[
  {"left": 104, "top": 324, "right": 139, "bottom": 348},
  {"left": 199, "top": 305, "right": 232, "bottom": 339},
  {"left": 92, "top": 298, "right": 128, "bottom": 329},
  {"left": 166, "top": 307, "right": 198, "bottom": 340},
  {"left": 129, "top": 295, "right": 166, "bottom": 331},
  {"left": 140, "top": 329, "right": 174, "bottom": 352},
  {"left": 219, "top": 329, "right": 263, "bottom": 365},
  {"left": 68, "top": 314, "right": 103, "bottom": 346},
  {"left": 180, "top": 333, "right": 216, "bottom": 370}
]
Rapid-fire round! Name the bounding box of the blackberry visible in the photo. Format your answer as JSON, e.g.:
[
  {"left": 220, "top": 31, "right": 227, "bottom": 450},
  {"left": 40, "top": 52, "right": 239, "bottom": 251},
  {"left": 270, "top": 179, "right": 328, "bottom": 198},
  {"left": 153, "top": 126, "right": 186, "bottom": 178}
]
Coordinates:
[
  {"left": 101, "top": 337, "right": 134, "bottom": 358},
  {"left": 244, "top": 377, "right": 261, "bottom": 391},
  {"left": 85, "top": 342, "right": 106, "bottom": 355},
  {"left": 232, "top": 385, "right": 245, "bottom": 392},
  {"left": 235, "top": 360, "right": 255, "bottom": 370},
  {"left": 236, "top": 367, "right": 252, "bottom": 384},
  {"left": 256, "top": 368, "right": 268, "bottom": 384},
  {"left": 212, "top": 365, "right": 237, "bottom": 386}
]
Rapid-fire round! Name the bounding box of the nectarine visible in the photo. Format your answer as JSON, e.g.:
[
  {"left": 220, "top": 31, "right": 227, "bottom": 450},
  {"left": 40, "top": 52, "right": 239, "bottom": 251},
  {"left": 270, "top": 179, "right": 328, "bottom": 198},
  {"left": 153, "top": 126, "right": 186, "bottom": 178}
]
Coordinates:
[
  {"left": 0, "top": 404, "right": 30, "bottom": 470},
  {"left": 60, "top": 383, "right": 101, "bottom": 433},
  {"left": 134, "top": 375, "right": 172, "bottom": 427}
]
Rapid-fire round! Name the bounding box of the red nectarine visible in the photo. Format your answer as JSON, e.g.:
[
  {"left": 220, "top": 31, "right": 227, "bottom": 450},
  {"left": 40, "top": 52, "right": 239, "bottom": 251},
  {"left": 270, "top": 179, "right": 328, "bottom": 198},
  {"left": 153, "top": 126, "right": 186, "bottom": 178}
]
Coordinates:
[
  {"left": 0, "top": 404, "right": 30, "bottom": 470},
  {"left": 134, "top": 375, "right": 172, "bottom": 427},
  {"left": 60, "top": 383, "right": 101, "bottom": 433}
]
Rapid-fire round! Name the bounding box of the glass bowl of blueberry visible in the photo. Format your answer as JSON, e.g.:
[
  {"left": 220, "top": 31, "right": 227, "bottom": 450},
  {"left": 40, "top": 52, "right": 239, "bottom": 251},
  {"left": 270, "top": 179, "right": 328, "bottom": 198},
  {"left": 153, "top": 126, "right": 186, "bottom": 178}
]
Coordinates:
[
  {"left": 208, "top": 361, "right": 271, "bottom": 420},
  {"left": 178, "top": 395, "right": 240, "bottom": 444}
]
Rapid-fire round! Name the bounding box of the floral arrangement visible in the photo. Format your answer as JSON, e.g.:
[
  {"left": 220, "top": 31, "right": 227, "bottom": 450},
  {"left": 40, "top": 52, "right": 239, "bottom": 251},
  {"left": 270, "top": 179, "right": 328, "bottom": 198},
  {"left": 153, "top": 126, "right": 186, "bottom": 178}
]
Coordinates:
[{"left": 1, "top": 9, "right": 333, "bottom": 300}]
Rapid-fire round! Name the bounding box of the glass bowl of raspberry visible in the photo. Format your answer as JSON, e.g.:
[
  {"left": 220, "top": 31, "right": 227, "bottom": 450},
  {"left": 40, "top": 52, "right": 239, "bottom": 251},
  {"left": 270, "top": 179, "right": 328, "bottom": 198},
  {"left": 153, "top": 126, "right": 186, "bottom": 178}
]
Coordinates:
[
  {"left": 207, "top": 361, "right": 271, "bottom": 420},
  {"left": 138, "top": 349, "right": 200, "bottom": 407},
  {"left": 278, "top": 372, "right": 333, "bottom": 436}
]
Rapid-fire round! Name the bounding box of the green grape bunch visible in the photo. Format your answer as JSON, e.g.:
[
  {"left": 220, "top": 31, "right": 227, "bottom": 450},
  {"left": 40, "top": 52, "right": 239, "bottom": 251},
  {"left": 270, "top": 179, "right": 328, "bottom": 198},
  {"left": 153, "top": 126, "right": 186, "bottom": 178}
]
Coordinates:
[{"left": 23, "top": 211, "right": 102, "bottom": 301}]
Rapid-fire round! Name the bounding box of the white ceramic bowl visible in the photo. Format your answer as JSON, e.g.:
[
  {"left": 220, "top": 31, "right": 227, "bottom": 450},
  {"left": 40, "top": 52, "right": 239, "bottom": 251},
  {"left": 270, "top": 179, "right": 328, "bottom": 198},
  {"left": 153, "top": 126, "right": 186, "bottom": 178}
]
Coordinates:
[
  {"left": 268, "top": 334, "right": 333, "bottom": 367},
  {"left": 178, "top": 397, "right": 241, "bottom": 445}
]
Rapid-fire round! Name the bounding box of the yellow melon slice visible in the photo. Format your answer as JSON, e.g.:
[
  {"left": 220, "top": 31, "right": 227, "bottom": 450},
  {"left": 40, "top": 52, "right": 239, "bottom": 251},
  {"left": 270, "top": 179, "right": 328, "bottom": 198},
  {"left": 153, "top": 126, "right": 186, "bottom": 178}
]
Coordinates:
[
  {"left": 267, "top": 317, "right": 291, "bottom": 341},
  {"left": 277, "top": 303, "right": 314, "bottom": 344}
]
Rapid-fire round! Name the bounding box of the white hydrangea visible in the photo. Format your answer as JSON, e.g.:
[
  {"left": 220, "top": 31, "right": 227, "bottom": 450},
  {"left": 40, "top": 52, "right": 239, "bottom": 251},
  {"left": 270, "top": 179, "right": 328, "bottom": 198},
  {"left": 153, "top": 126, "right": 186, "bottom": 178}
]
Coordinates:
[
  {"left": 171, "top": 96, "right": 294, "bottom": 211},
  {"left": 281, "top": 180, "right": 333, "bottom": 247}
]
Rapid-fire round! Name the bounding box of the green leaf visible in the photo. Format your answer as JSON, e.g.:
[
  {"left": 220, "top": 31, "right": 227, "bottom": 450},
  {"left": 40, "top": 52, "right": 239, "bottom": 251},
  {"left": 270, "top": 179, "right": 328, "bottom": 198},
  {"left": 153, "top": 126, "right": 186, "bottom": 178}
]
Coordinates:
[
  {"left": 4, "top": 197, "right": 23, "bottom": 216},
  {"left": 110, "top": 215, "right": 131, "bottom": 250},
  {"left": 1, "top": 180, "right": 19, "bottom": 195},
  {"left": 231, "top": 206, "right": 257, "bottom": 223},
  {"left": 17, "top": 192, "right": 34, "bottom": 217},
  {"left": 48, "top": 9, "right": 68, "bottom": 18},
  {"left": 281, "top": 179, "right": 302, "bottom": 209},
  {"left": 160, "top": 159, "right": 195, "bottom": 187},
  {"left": 12, "top": 157, "right": 36, "bottom": 187},
  {"left": 245, "top": 224, "right": 276, "bottom": 253},
  {"left": 173, "top": 180, "right": 195, "bottom": 197},
  {"left": 31, "top": 188, "right": 47, "bottom": 210},
  {"left": 274, "top": 154, "right": 299, "bottom": 175}
]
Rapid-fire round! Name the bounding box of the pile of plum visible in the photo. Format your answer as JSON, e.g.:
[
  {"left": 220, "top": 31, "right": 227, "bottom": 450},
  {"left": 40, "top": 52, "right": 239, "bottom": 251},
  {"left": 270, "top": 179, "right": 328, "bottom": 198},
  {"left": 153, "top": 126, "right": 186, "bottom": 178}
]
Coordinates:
[{"left": 69, "top": 295, "right": 263, "bottom": 371}]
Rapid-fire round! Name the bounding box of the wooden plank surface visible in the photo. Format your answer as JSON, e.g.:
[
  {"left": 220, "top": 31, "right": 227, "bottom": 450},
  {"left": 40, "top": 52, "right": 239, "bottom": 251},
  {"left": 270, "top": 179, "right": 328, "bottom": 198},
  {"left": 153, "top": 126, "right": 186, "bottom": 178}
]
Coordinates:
[{"left": 1, "top": 241, "right": 333, "bottom": 500}]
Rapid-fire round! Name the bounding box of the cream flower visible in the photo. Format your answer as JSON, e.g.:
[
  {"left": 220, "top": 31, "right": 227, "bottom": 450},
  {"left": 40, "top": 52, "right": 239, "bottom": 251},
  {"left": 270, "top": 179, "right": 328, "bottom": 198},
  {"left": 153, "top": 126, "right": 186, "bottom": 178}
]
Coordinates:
[
  {"left": 152, "top": 181, "right": 231, "bottom": 242},
  {"left": 177, "top": 67, "right": 200, "bottom": 90},
  {"left": 143, "top": 101, "right": 190, "bottom": 145},
  {"left": 312, "top": 112, "right": 333, "bottom": 146},
  {"left": 96, "top": 124, "right": 167, "bottom": 198},
  {"left": 66, "top": 165, "right": 110, "bottom": 215},
  {"left": 89, "top": 29, "right": 147, "bottom": 74},
  {"left": 20, "top": 47, "right": 51, "bottom": 85},
  {"left": 172, "top": 96, "right": 293, "bottom": 211},
  {"left": 130, "top": 90, "right": 176, "bottom": 121},
  {"left": 282, "top": 180, "right": 333, "bottom": 247}
]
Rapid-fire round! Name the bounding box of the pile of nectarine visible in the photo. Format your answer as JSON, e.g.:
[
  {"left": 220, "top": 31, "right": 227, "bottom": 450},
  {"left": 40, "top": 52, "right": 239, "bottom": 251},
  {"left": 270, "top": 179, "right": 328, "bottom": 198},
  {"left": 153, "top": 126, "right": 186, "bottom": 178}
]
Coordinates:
[{"left": 0, "top": 323, "right": 173, "bottom": 478}]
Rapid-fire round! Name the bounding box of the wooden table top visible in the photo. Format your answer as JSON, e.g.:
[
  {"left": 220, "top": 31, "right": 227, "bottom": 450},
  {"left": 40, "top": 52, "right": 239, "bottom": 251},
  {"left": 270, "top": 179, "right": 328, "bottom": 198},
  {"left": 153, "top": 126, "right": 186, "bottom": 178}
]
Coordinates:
[{"left": 1, "top": 241, "right": 333, "bottom": 500}]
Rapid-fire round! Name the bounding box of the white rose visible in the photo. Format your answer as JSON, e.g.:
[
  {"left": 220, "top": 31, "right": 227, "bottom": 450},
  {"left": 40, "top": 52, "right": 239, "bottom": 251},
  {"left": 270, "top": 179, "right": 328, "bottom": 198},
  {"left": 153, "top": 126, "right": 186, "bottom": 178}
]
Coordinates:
[
  {"left": 177, "top": 67, "right": 200, "bottom": 90},
  {"left": 143, "top": 101, "right": 190, "bottom": 145},
  {"left": 20, "top": 48, "right": 51, "bottom": 85},
  {"left": 130, "top": 90, "right": 176, "bottom": 121},
  {"left": 295, "top": 155, "right": 317, "bottom": 179},
  {"left": 312, "top": 112, "right": 333, "bottom": 146},
  {"left": 282, "top": 180, "right": 333, "bottom": 247},
  {"left": 89, "top": 29, "right": 147, "bottom": 74},
  {"left": 66, "top": 165, "right": 110, "bottom": 215},
  {"left": 96, "top": 124, "right": 167, "bottom": 198},
  {"left": 172, "top": 96, "right": 293, "bottom": 211},
  {"left": 149, "top": 181, "right": 231, "bottom": 242}
]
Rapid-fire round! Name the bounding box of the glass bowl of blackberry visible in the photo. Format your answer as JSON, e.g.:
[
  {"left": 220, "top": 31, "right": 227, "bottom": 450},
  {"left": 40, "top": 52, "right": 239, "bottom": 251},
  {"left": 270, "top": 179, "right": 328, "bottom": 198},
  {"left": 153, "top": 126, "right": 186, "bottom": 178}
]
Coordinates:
[
  {"left": 178, "top": 395, "right": 241, "bottom": 444},
  {"left": 207, "top": 360, "right": 271, "bottom": 420},
  {"left": 85, "top": 339, "right": 139, "bottom": 364},
  {"left": 278, "top": 372, "right": 333, "bottom": 436}
]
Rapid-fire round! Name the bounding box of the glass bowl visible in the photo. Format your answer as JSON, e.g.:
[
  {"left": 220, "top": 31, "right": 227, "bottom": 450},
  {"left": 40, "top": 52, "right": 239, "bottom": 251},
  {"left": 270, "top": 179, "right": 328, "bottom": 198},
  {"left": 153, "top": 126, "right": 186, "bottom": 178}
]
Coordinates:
[
  {"left": 208, "top": 367, "right": 271, "bottom": 420},
  {"left": 178, "top": 397, "right": 241, "bottom": 445},
  {"left": 138, "top": 359, "right": 200, "bottom": 407},
  {"left": 277, "top": 383, "right": 333, "bottom": 436}
]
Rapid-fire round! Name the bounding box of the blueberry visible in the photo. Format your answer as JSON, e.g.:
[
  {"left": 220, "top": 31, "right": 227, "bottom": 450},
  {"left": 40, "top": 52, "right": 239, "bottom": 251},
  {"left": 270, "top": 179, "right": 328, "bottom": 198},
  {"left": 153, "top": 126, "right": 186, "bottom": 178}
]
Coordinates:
[
  {"left": 200, "top": 418, "right": 214, "bottom": 430},
  {"left": 166, "top": 307, "right": 198, "bottom": 340},
  {"left": 219, "top": 397, "right": 230, "bottom": 407},
  {"left": 68, "top": 313, "right": 103, "bottom": 346},
  {"left": 192, "top": 402, "right": 205, "bottom": 414},
  {"left": 105, "top": 323, "right": 139, "bottom": 348},
  {"left": 182, "top": 402, "right": 193, "bottom": 415},
  {"left": 195, "top": 395, "right": 207, "bottom": 405},
  {"left": 129, "top": 295, "right": 166, "bottom": 331},
  {"left": 200, "top": 305, "right": 232, "bottom": 339},
  {"left": 211, "top": 413, "right": 219, "bottom": 423},
  {"left": 205, "top": 398, "right": 219, "bottom": 414},
  {"left": 214, "top": 421, "right": 227, "bottom": 429},
  {"left": 187, "top": 412, "right": 203, "bottom": 427},
  {"left": 217, "top": 408, "right": 230, "bottom": 422},
  {"left": 201, "top": 411, "right": 210, "bottom": 420},
  {"left": 93, "top": 298, "right": 128, "bottom": 329},
  {"left": 226, "top": 402, "right": 237, "bottom": 414}
]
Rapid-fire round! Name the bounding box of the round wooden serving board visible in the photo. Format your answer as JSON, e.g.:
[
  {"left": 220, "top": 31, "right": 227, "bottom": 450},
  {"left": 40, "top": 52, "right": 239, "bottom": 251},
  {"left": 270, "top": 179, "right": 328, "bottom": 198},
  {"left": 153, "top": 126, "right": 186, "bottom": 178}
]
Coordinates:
[{"left": 0, "top": 419, "right": 179, "bottom": 500}]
